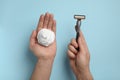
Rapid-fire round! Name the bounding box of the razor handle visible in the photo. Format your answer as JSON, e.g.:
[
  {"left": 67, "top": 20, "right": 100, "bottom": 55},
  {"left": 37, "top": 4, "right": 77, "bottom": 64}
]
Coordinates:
[{"left": 76, "top": 32, "right": 80, "bottom": 51}]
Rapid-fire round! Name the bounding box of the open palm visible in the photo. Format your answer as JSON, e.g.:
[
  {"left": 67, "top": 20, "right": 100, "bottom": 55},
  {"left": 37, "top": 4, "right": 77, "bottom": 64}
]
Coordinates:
[{"left": 30, "top": 13, "right": 56, "bottom": 60}]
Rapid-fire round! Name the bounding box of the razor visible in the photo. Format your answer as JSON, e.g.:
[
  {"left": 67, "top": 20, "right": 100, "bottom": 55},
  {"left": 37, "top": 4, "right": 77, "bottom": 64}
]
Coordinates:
[{"left": 74, "top": 15, "right": 85, "bottom": 50}]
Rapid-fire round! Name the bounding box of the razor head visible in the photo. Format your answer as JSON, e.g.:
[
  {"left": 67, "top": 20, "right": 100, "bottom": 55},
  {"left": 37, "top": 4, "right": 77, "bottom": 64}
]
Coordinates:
[{"left": 74, "top": 15, "right": 85, "bottom": 20}]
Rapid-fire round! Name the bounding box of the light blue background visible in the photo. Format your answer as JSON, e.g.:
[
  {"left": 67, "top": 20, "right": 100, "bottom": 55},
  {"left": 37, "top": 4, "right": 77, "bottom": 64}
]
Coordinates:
[{"left": 0, "top": 0, "right": 120, "bottom": 80}]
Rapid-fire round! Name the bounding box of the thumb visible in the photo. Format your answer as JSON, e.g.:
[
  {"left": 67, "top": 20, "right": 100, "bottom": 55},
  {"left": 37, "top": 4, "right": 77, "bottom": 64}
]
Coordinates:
[{"left": 78, "top": 31, "right": 84, "bottom": 52}]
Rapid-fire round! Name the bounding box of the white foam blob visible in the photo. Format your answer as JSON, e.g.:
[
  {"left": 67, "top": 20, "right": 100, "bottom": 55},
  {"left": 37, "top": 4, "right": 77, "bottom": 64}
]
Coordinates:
[{"left": 37, "top": 28, "right": 55, "bottom": 46}]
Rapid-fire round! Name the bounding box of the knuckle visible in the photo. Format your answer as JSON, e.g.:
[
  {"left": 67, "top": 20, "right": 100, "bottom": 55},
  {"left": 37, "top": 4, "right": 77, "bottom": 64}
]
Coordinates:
[
  {"left": 69, "top": 45, "right": 73, "bottom": 50},
  {"left": 67, "top": 50, "right": 70, "bottom": 55},
  {"left": 68, "top": 44, "right": 71, "bottom": 48},
  {"left": 71, "top": 38, "right": 74, "bottom": 43}
]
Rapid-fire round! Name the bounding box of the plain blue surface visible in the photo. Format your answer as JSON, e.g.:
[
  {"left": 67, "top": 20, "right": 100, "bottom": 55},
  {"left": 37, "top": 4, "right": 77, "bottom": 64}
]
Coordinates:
[{"left": 0, "top": 0, "right": 120, "bottom": 80}]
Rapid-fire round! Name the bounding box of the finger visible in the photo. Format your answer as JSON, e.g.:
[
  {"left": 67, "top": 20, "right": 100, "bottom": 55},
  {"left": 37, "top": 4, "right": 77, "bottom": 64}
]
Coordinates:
[
  {"left": 52, "top": 20, "right": 56, "bottom": 34},
  {"left": 43, "top": 12, "right": 50, "bottom": 28},
  {"left": 78, "top": 32, "right": 86, "bottom": 53},
  {"left": 30, "top": 30, "right": 37, "bottom": 48},
  {"left": 70, "top": 38, "right": 78, "bottom": 48},
  {"left": 67, "top": 50, "right": 76, "bottom": 59},
  {"left": 68, "top": 44, "right": 78, "bottom": 54},
  {"left": 37, "top": 14, "right": 44, "bottom": 32},
  {"left": 48, "top": 14, "right": 53, "bottom": 29},
  {"left": 80, "top": 31, "right": 89, "bottom": 51}
]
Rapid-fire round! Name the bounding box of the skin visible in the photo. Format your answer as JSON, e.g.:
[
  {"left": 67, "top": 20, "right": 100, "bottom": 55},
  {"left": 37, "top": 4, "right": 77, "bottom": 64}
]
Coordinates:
[
  {"left": 30, "top": 12, "right": 93, "bottom": 80},
  {"left": 30, "top": 12, "right": 56, "bottom": 80},
  {"left": 67, "top": 31, "right": 93, "bottom": 80}
]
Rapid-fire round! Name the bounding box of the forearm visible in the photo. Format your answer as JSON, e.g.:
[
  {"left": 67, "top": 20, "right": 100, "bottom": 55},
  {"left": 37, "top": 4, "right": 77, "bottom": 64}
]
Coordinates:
[
  {"left": 31, "top": 59, "right": 54, "bottom": 80},
  {"left": 76, "top": 69, "right": 93, "bottom": 80}
]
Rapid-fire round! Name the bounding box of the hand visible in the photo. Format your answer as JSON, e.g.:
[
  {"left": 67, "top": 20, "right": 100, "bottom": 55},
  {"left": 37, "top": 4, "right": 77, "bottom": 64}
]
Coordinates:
[
  {"left": 30, "top": 13, "right": 56, "bottom": 80},
  {"left": 67, "top": 31, "right": 93, "bottom": 80},
  {"left": 30, "top": 12, "right": 56, "bottom": 60}
]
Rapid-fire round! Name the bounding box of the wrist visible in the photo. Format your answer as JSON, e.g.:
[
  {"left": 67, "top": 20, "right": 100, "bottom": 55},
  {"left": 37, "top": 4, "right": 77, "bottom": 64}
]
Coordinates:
[
  {"left": 76, "top": 68, "right": 93, "bottom": 80},
  {"left": 37, "top": 58, "right": 54, "bottom": 66}
]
